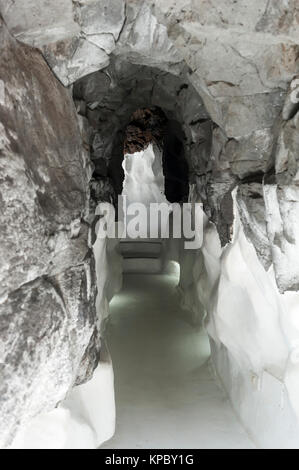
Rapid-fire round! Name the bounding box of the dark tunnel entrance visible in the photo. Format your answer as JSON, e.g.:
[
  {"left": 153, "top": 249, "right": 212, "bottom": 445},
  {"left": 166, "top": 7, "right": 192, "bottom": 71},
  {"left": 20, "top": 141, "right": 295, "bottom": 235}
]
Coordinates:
[{"left": 107, "top": 106, "right": 189, "bottom": 205}]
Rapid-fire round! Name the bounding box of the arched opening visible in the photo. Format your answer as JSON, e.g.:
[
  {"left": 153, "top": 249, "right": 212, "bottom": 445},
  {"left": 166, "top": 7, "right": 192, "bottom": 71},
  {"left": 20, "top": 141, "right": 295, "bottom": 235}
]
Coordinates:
[
  {"left": 103, "top": 106, "right": 190, "bottom": 207},
  {"left": 83, "top": 97, "right": 253, "bottom": 448},
  {"left": 71, "top": 60, "right": 257, "bottom": 448}
]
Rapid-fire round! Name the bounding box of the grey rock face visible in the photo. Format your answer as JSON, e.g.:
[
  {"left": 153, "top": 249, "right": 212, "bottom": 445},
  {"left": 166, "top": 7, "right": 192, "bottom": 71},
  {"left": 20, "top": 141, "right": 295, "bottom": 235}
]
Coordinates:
[
  {"left": 0, "top": 259, "right": 98, "bottom": 447},
  {"left": 43, "top": 38, "right": 110, "bottom": 87},
  {"left": 0, "top": 4, "right": 297, "bottom": 276},
  {"left": 90, "top": 178, "right": 116, "bottom": 208},
  {"left": 227, "top": 129, "right": 275, "bottom": 179},
  {"left": 276, "top": 111, "right": 299, "bottom": 184},
  {"left": 0, "top": 18, "right": 89, "bottom": 297},
  {"left": 73, "top": 56, "right": 210, "bottom": 198},
  {"left": 0, "top": 18, "right": 99, "bottom": 446},
  {"left": 0, "top": 0, "right": 80, "bottom": 44},
  {"left": 154, "top": 1, "right": 299, "bottom": 264},
  {"left": 264, "top": 184, "right": 299, "bottom": 292},
  {"left": 80, "top": 0, "right": 125, "bottom": 40},
  {"left": 237, "top": 184, "right": 272, "bottom": 270},
  {"left": 0, "top": 1, "right": 186, "bottom": 86},
  {"left": 282, "top": 76, "right": 299, "bottom": 120},
  {"left": 67, "top": 0, "right": 299, "bottom": 280},
  {"left": 255, "top": 0, "right": 299, "bottom": 36},
  {"left": 115, "top": 1, "right": 183, "bottom": 75},
  {"left": 221, "top": 92, "right": 285, "bottom": 139},
  {"left": 0, "top": 0, "right": 125, "bottom": 86}
]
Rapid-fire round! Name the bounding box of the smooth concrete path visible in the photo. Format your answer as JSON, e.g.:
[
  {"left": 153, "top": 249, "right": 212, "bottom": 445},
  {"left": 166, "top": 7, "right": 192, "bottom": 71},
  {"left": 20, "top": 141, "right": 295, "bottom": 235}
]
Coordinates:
[{"left": 101, "top": 273, "right": 255, "bottom": 449}]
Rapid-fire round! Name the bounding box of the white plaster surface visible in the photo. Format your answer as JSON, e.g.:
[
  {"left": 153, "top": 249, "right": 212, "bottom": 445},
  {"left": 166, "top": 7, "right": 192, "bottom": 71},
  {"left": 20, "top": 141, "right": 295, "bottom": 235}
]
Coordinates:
[
  {"left": 10, "top": 354, "right": 115, "bottom": 449},
  {"left": 101, "top": 273, "right": 255, "bottom": 449},
  {"left": 176, "top": 195, "right": 299, "bottom": 448},
  {"left": 121, "top": 144, "right": 171, "bottom": 239}
]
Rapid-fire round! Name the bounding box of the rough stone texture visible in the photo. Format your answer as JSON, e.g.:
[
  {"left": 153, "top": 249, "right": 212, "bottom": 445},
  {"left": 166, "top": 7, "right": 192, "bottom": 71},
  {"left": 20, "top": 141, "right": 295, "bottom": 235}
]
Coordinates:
[
  {"left": 0, "top": 1, "right": 183, "bottom": 86},
  {"left": 66, "top": 0, "right": 299, "bottom": 280},
  {"left": 0, "top": 17, "right": 99, "bottom": 447},
  {"left": 114, "top": 1, "right": 184, "bottom": 75},
  {"left": 43, "top": 38, "right": 110, "bottom": 87},
  {"left": 0, "top": 18, "right": 90, "bottom": 297},
  {"left": 0, "top": 0, "right": 126, "bottom": 86},
  {"left": 124, "top": 107, "right": 167, "bottom": 154},
  {"left": 0, "top": 0, "right": 80, "bottom": 44},
  {"left": 236, "top": 183, "right": 272, "bottom": 269},
  {"left": 151, "top": 0, "right": 299, "bottom": 266},
  {"left": 275, "top": 111, "right": 299, "bottom": 184},
  {"left": 282, "top": 75, "right": 299, "bottom": 120},
  {"left": 264, "top": 184, "right": 299, "bottom": 292},
  {"left": 228, "top": 129, "right": 275, "bottom": 179},
  {"left": 73, "top": 57, "right": 209, "bottom": 197},
  {"left": 90, "top": 178, "right": 116, "bottom": 211},
  {"left": 0, "top": 260, "right": 98, "bottom": 447}
]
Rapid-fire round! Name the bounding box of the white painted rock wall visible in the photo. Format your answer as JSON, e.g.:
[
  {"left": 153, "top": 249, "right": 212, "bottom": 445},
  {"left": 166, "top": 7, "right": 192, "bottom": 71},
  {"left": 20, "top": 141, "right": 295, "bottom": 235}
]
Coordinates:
[
  {"left": 10, "top": 350, "right": 115, "bottom": 449},
  {"left": 121, "top": 143, "right": 171, "bottom": 238},
  {"left": 10, "top": 203, "right": 123, "bottom": 449},
  {"left": 176, "top": 193, "right": 299, "bottom": 448}
]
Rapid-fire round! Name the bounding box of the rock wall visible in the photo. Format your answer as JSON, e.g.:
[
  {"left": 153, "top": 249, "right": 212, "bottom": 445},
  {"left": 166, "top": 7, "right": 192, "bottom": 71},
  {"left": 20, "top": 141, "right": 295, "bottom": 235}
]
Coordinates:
[
  {"left": 72, "top": 57, "right": 209, "bottom": 198},
  {"left": 175, "top": 194, "right": 299, "bottom": 448},
  {"left": 0, "top": 17, "right": 99, "bottom": 447},
  {"left": 10, "top": 208, "right": 123, "bottom": 449}
]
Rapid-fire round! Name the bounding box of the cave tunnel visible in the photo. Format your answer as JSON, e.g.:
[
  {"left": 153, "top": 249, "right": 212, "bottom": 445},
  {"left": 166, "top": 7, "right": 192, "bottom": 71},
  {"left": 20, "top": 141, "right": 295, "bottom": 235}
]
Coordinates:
[
  {"left": 95, "top": 106, "right": 251, "bottom": 448},
  {"left": 107, "top": 106, "right": 190, "bottom": 205},
  {"left": 72, "top": 66, "right": 254, "bottom": 448},
  {"left": 1, "top": 0, "right": 299, "bottom": 451}
]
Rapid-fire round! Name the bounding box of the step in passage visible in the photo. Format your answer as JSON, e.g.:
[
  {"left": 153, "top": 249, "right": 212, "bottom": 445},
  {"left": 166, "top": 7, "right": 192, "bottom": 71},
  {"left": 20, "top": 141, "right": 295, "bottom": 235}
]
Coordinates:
[
  {"left": 123, "top": 257, "right": 163, "bottom": 274},
  {"left": 120, "top": 240, "right": 163, "bottom": 259}
]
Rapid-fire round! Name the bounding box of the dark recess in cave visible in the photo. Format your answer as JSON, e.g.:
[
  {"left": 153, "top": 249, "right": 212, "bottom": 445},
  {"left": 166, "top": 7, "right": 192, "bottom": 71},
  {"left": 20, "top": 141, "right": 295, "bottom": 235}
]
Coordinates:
[{"left": 108, "top": 106, "right": 189, "bottom": 204}]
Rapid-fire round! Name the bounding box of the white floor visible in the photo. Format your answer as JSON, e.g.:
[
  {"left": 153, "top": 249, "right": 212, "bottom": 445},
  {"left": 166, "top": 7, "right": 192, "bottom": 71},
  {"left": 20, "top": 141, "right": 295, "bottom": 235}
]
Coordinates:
[{"left": 101, "top": 273, "right": 255, "bottom": 449}]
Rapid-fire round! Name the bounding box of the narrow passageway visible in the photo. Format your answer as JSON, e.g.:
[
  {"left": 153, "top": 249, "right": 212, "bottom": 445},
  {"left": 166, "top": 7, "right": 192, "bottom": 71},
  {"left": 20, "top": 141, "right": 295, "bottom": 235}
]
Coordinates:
[{"left": 101, "top": 273, "right": 255, "bottom": 449}]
